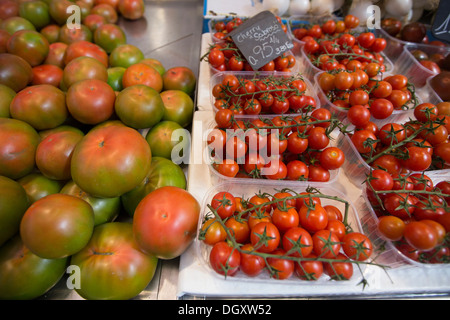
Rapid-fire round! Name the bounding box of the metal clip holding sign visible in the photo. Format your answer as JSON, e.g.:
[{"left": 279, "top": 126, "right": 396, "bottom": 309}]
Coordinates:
[
  {"left": 228, "top": 10, "right": 293, "bottom": 70},
  {"left": 431, "top": 0, "right": 450, "bottom": 44}
]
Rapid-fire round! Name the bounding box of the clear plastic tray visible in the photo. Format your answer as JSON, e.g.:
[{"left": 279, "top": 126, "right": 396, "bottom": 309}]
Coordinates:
[
  {"left": 209, "top": 70, "right": 320, "bottom": 117},
  {"left": 207, "top": 16, "right": 248, "bottom": 44},
  {"left": 313, "top": 71, "right": 416, "bottom": 127},
  {"left": 417, "top": 76, "right": 445, "bottom": 105},
  {"left": 377, "top": 26, "right": 448, "bottom": 65},
  {"left": 208, "top": 49, "right": 301, "bottom": 75},
  {"left": 204, "top": 118, "right": 341, "bottom": 186},
  {"left": 361, "top": 169, "right": 450, "bottom": 268},
  {"left": 394, "top": 43, "right": 450, "bottom": 88},
  {"left": 286, "top": 14, "right": 336, "bottom": 45},
  {"left": 195, "top": 181, "right": 368, "bottom": 284}
]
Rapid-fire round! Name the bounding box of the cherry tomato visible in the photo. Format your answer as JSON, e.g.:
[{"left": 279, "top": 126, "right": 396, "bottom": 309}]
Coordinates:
[
  {"left": 377, "top": 215, "right": 406, "bottom": 241},
  {"left": 250, "top": 222, "right": 280, "bottom": 253},
  {"left": 211, "top": 191, "right": 236, "bottom": 220},
  {"left": 209, "top": 241, "right": 240, "bottom": 276},
  {"left": 267, "top": 249, "right": 294, "bottom": 280},
  {"left": 403, "top": 221, "right": 438, "bottom": 252},
  {"left": 342, "top": 232, "right": 373, "bottom": 261},
  {"left": 351, "top": 129, "right": 377, "bottom": 154},
  {"left": 324, "top": 205, "right": 343, "bottom": 221},
  {"left": 272, "top": 207, "right": 299, "bottom": 233},
  {"left": 319, "top": 147, "right": 345, "bottom": 170},
  {"left": 384, "top": 193, "right": 417, "bottom": 220},
  {"left": 201, "top": 218, "right": 227, "bottom": 246},
  {"left": 312, "top": 229, "right": 341, "bottom": 258},
  {"left": 324, "top": 253, "right": 353, "bottom": 280},
  {"left": 368, "top": 169, "right": 394, "bottom": 191},
  {"left": 282, "top": 226, "right": 313, "bottom": 258},
  {"left": 295, "top": 254, "right": 323, "bottom": 281},
  {"left": 239, "top": 243, "right": 265, "bottom": 277}
]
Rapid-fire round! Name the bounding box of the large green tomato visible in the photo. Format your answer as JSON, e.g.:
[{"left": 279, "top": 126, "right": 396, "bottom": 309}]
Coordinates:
[
  {"left": 0, "top": 118, "right": 40, "bottom": 180},
  {"left": 160, "top": 89, "right": 194, "bottom": 128},
  {"left": 20, "top": 193, "right": 95, "bottom": 259},
  {"left": 114, "top": 84, "right": 164, "bottom": 129},
  {"left": 70, "top": 222, "right": 158, "bottom": 300},
  {"left": 6, "top": 29, "right": 49, "bottom": 67},
  {"left": 140, "top": 58, "right": 165, "bottom": 76},
  {"left": 121, "top": 157, "right": 187, "bottom": 216},
  {"left": 0, "top": 53, "right": 33, "bottom": 92},
  {"left": 162, "top": 66, "right": 196, "bottom": 96},
  {"left": 145, "top": 120, "right": 189, "bottom": 161},
  {"left": 0, "top": 176, "right": 30, "bottom": 247},
  {"left": 0, "top": 235, "right": 68, "bottom": 300},
  {"left": 1, "top": 16, "right": 36, "bottom": 34},
  {"left": 61, "top": 180, "right": 120, "bottom": 226},
  {"left": 19, "top": 0, "right": 51, "bottom": 30},
  {"left": 93, "top": 23, "right": 126, "bottom": 53},
  {"left": 71, "top": 124, "right": 152, "bottom": 198},
  {"left": 0, "top": 83, "right": 15, "bottom": 117},
  {"left": 107, "top": 66, "right": 126, "bottom": 91},
  {"left": 18, "top": 172, "right": 63, "bottom": 204},
  {"left": 109, "top": 44, "right": 144, "bottom": 68}
]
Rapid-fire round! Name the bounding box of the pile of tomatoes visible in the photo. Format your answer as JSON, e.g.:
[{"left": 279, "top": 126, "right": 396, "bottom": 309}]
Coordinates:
[
  {"left": 211, "top": 73, "right": 317, "bottom": 115},
  {"left": 291, "top": 15, "right": 387, "bottom": 73},
  {"left": 348, "top": 101, "right": 450, "bottom": 173},
  {"left": 208, "top": 108, "right": 346, "bottom": 182},
  {"left": 365, "top": 170, "right": 449, "bottom": 264},
  {"left": 200, "top": 188, "right": 373, "bottom": 281},
  {"left": 318, "top": 69, "right": 417, "bottom": 120}
]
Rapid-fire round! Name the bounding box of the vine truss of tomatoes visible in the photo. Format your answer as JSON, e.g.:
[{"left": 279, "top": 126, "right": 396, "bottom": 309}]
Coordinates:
[
  {"left": 349, "top": 103, "right": 449, "bottom": 173},
  {"left": 319, "top": 69, "right": 419, "bottom": 120},
  {"left": 365, "top": 170, "right": 450, "bottom": 264},
  {"left": 199, "top": 187, "right": 388, "bottom": 284},
  {"left": 208, "top": 108, "right": 347, "bottom": 181},
  {"left": 212, "top": 73, "right": 316, "bottom": 115}
]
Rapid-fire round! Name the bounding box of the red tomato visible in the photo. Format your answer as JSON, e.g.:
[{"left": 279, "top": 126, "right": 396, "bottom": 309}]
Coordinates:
[
  {"left": 225, "top": 217, "right": 250, "bottom": 244},
  {"left": 211, "top": 191, "right": 236, "bottom": 220},
  {"left": 403, "top": 221, "right": 438, "bottom": 252},
  {"left": 295, "top": 254, "right": 323, "bottom": 281},
  {"left": 282, "top": 227, "right": 313, "bottom": 258},
  {"left": 299, "top": 203, "right": 328, "bottom": 233},
  {"left": 342, "top": 232, "right": 373, "bottom": 261},
  {"left": 324, "top": 253, "right": 354, "bottom": 280},
  {"left": 319, "top": 147, "right": 345, "bottom": 170},
  {"left": 250, "top": 222, "right": 280, "bottom": 253},
  {"left": 351, "top": 129, "right": 377, "bottom": 154},
  {"left": 267, "top": 249, "right": 294, "bottom": 280},
  {"left": 209, "top": 241, "right": 240, "bottom": 276},
  {"left": 312, "top": 229, "right": 341, "bottom": 259},
  {"left": 201, "top": 218, "right": 227, "bottom": 246},
  {"left": 239, "top": 243, "right": 265, "bottom": 277},
  {"left": 133, "top": 186, "right": 200, "bottom": 259}
]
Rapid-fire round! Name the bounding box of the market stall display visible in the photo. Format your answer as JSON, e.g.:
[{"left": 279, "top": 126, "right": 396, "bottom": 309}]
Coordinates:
[{"left": 0, "top": 0, "right": 449, "bottom": 300}]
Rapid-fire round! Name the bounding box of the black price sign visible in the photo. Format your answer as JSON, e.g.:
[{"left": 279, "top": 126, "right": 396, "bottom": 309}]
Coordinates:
[
  {"left": 228, "top": 11, "right": 293, "bottom": 70},
  {"left": 431, "top": 0, "right": 450, "bottom": 44}
]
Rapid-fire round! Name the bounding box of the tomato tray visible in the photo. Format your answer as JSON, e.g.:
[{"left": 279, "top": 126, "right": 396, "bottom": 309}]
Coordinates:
[
  {"left": 360, "top": 169, "right": 450, "bottom": 268},
  {"left": 194, "top": 181, "right": 367, "bottom": 285},
  {"left": 209, "top": 70, "right": 320, "bottom": 117},
  {"left": 313, "top": 71, "right": 417, "bottom": 126},
  {"left": 394, "top": 43, "right": 450, "bottom": 88}
]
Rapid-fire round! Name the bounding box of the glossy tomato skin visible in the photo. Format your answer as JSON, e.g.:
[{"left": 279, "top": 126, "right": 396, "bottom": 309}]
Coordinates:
[
  {"left": 64, "top": 40, "right": 109, "bottom": 67},
  {"left": 20, "top": 193, "right": 95, "bottom": 259},
  {"left": 0, "top": 235, "right": 68, "bottom": 300},
  {"left": 6, "top": 30, "right": 49, "bottom": 67},
  {"left": 115, "top": 84, "right": 165, "bottom": 129},
  {"left": 61, "top": 180, "right": 120, "bottom": 226},
  {"left": 0, "top": 53, "right": 33, "bottom": 92},
  {"left": 162, "top": 66, "right": 196, "bottom": 96},
  {"left": 121, "top": 157, "right": 186, "bottom": 217},
  {"left": 209, "top": 241, "right": 240, "bottom": 276},
  {"left": 71, "top": 222, "right": 158, "bottom": 300},
  {"left": 160, "top": 89, "right": 194, "bottom": 128},
  {"left": 118, "top": 0, "right": 145, "bottom": 20},
  {"left": 10, "top": 84, "right": 67, "bottom": 130},
  {"left": 0, "top": 118, "right": 40, "bottom": 180},
  {"left": 35, "top": 130, "right": 84, "bottom": 181},
  {"left": 63, "top": 56, "right": 108, "bottom": 88},
  {"left": 93, "top": 23, "right": 127, "bottom": 53},
  {"left": 0, "top": 176, "right": 29, "bottom": 247},
  {"left": 133, "top": 186, "right": 201, "bottom": 259},
  {"left": 66, "top": 78, "right": 116, "bottom": 125},
  {"left": 71, "top": 124, "right": 152, "bottom": 198}
]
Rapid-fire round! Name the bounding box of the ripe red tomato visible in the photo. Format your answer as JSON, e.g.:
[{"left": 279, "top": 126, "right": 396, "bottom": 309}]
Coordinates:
[
  {"left": 342, "top": 232, "right": 373, "bottom": 261},
  {"left": 383, "top": 193, "right": 417, "bottom": 220},
  {"left": 272, "top": 207, "right": 299, "bottom": 233},
  {"left": 319, "top": 147, "right": 345, "bottom": 170},
  {"left": 239, "top": 243, "right": 265, "bottom": 277},
  {"left": 295, "top": 253, "right": 323, "bottom": 281},
  {"left": 299, "top": 204, "right": 328, "bottom": 233},
  {"left": 250, "top": 222, "right": 280, "bottom": 253},
  {"left": 403, "top": 221, "right": 438, "bottom": 251},
  {"left": 351, "top": 129, "right": 377, "bottom": 154},
  {"left": 312, "top": 229, "right": 341, "bottom": 259},
  {"left": 211, "top": 191, "right": 236, "bottom": 220},
  {"left": 267, "top": 249, "right": 294, "bottom": 280},
  {"left": 133, "top": 186, "right": 200, "bottom": 260},
  {"left": 209, "top": 241, "right": 240, "bottom": 276},
  {"left": 324, "top": 253, "right": 353, "bottom": 280},
  {"left": 282, "top": 226, "right": 313, "bottom": 257}
]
